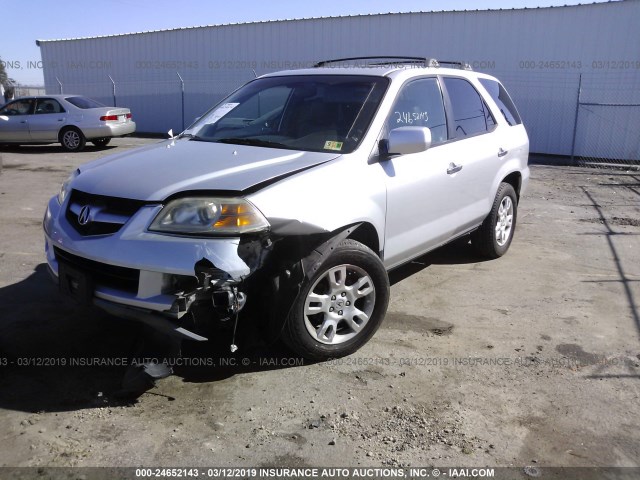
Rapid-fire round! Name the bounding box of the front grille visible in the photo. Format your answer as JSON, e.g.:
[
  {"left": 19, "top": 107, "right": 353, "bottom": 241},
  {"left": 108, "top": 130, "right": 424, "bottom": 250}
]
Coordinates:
[
  {"left": 54, "top": 247, "right": 139, "bottom": 293},
  {"left": 66, "top": 189, "right": 147, "bottom": 236}
]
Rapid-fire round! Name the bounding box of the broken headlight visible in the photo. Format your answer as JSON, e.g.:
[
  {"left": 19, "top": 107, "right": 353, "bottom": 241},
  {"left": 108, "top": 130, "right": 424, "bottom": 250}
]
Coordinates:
[{"left": 149, "top": 197, "right": 269, "bottom": 235}]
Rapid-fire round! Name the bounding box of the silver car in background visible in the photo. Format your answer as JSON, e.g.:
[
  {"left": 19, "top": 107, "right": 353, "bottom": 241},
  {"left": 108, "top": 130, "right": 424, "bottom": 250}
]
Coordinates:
[
  {"left": 0, "top": 95, "right": 136, "bottom": 151},
  {"left": 44, "top": 57, "right": 529, "bottom": 360}
]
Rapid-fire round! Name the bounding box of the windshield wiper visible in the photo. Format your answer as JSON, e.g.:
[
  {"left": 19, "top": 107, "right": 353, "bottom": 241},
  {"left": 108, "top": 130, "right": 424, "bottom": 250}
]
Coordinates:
[
  {"left": 181, "top": 133, "right": 209, "bottom": 141},
  {"left": 215, "top": 138, "right": 288, "bottom": 149}
]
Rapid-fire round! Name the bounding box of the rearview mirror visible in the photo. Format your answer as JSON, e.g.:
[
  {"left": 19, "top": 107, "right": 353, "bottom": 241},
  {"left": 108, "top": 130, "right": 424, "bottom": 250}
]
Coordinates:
[{"left": 386, "top": 126, "right": 432, "bottom": 155}]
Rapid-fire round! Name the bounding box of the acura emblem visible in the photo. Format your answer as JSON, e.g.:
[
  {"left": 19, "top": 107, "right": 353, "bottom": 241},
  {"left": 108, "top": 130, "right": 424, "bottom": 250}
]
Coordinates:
[{"left": 78, "top": 205, "right": 92, "bottom": 225}]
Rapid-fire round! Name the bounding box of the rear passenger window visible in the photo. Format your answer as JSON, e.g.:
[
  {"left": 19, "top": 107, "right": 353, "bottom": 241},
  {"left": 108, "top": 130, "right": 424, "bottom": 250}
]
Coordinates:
[
  {"left": 387, "top": 78, "right": 447, "bottom": 145},
  {"left": 478, "top": 78, "right": 522, "bottom": 126},
  {"left": 443, "top": 77, "right": 495, "bottom": 138},
  {"left": 35, "top": 99, "right": 65, "bottom": 114}
]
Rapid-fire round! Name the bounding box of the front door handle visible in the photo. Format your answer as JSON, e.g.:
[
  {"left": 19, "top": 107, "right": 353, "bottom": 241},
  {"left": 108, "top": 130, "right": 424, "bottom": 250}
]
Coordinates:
[
  {"left": 498, "top": 148, "right": 508, "bottom": 157},
  {"left": 447, "top": 162, "right": 463, "bottom": 175}
]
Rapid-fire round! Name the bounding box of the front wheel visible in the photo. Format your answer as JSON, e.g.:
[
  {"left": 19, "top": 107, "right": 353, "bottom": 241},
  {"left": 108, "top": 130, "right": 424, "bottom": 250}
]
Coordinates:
[
  {"left": 471, "top": 182, "right": 518, "bottom": 259},
  {"left": 60, "top": 128, "right": 86, "bottom": 152},
  {"left": 282, "top": 239, "right": 390, "bottom": 360},
  {"left": 91, "top": 137, "right": 111, "bottom": 148}
]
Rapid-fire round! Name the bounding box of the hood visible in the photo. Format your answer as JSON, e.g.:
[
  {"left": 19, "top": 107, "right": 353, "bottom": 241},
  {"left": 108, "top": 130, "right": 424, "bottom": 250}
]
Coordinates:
[{"left": 73, "top": 138, "right": 340, "bottom": 201}]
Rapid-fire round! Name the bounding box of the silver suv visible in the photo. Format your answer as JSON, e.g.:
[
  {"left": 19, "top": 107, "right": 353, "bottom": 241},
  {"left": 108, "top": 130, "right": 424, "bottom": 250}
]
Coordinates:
[{"left": 44, "top": 57, "right": 529, "bottom": 360}]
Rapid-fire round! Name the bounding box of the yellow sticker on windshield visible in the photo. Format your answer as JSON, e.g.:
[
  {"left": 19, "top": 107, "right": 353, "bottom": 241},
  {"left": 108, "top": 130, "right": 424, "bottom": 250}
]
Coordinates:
[{"left": 324, "top": 141, "right": 343, "bottom": 151}]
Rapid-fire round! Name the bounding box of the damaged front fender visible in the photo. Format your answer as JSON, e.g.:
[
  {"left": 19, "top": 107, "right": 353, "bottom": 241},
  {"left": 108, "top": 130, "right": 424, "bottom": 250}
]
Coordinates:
[{"left": 255, "top": 223, "right": 361, "bottom": 345}]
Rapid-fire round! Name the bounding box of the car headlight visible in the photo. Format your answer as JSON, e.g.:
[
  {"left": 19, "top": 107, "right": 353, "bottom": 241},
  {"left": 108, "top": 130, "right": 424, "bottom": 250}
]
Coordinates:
[
  {"left": 149, "top": 197, "right": 269, "bottom": 235},
  {"left": 57, "top": 169, "right": 79, "bottom": 205}
]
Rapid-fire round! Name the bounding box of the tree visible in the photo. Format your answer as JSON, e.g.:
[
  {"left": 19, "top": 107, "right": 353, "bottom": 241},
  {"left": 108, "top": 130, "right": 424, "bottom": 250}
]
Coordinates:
[{"left": 0, "top": 56, "right": 16, "bottom": 101}]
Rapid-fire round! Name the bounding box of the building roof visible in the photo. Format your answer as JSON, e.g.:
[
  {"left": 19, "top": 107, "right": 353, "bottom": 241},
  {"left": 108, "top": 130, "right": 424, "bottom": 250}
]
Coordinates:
[{"left": 36, "top": 1, "right": 619, "bottom": 45}]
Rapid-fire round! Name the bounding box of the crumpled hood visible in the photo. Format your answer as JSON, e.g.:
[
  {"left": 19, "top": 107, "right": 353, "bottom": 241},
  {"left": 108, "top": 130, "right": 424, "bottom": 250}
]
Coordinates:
[{"left": 73, "top": 138, "right": 340, "bottom": 201}]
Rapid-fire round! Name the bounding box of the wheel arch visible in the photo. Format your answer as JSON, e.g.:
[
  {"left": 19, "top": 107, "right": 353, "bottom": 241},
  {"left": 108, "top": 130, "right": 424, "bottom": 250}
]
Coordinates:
[
  {"left": 346, "top": 222, "right": 381, "bottom": 258},
  {"left": 57, "top": 124, "right": 83, "bottom": 143},
  {"left": 501, "top": 171, "right": 522, "bottom": 200}
]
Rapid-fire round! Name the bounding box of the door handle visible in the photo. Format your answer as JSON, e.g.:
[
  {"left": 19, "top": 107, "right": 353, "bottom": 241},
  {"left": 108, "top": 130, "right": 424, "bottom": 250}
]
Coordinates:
[
  {"left": 498, "top": 148, "right": 508, "bottom": 157},
  {"left": 20, "top": 120, "right": 27, "bottom": 124},
  {"left": 447, "top": 162, "right": 463, "bottom": 175},
  {"left": 57, "top": 119, "right": 64, "bottom": 122}
]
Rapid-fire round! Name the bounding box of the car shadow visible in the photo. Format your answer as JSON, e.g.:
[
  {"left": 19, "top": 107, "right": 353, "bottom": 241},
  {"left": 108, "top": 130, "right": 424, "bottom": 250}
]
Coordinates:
[
  {"left": 389, "top": 235, "right": 488, "bottom": 285},
  {"left": 0, "top": 239, "right": 485, "bottom": 412},
  {"left": 0, "top": 264, "right": 314, "bottom": 412},
  {"left": 0, "top": 264, "right": 142, "bottom": 412}
]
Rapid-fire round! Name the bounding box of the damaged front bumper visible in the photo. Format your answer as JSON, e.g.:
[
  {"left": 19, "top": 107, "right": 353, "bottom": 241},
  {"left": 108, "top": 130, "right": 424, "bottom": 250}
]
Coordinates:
[{"left": 43, "top": 196, "right": 270, "bottom": 341}]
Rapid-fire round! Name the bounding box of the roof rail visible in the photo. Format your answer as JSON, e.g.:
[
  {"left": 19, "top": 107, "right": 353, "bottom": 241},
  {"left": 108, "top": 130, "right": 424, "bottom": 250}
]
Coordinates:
[
  {"left": 314, "top": 56, "right": 438, "bottom": 68},
  {"left": 313, "top": 56, "right": 472, "bottom": 70}
]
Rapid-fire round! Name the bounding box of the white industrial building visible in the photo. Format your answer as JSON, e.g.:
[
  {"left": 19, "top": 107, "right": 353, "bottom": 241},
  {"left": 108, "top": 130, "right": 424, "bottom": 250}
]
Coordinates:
[{"left": 37, "top": 1, "right": 640, "bottom": 160}]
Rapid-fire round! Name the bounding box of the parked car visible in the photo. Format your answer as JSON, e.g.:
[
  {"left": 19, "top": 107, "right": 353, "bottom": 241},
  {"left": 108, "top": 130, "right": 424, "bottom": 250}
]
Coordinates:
[
  {"left": 0, "top": 95, "right": 135, "bottom": 151},
  {"left": 44, "top": 57, "right": 529, "bottom": 360}
]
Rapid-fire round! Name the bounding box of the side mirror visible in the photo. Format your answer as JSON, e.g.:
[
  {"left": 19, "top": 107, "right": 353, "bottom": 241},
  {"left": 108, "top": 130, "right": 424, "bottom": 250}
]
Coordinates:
[{"left": 385, "top": 126, "right": 432, "bottom": 156}]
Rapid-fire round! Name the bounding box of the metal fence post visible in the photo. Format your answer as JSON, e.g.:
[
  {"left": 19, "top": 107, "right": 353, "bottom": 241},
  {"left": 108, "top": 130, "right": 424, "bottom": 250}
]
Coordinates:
[
  {"left": 570, "top": 73, "right": 582, "bottom": 165},
  {"left": 176, "top": 72, "right": 185, "bottom": 131},
  {"left": 108, "top": 75, "right": 116, "bottom": 107}
]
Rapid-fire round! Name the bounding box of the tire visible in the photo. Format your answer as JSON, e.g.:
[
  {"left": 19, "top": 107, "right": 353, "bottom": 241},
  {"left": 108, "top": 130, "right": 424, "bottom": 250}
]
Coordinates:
[
  {"left": 282, "top": 239, "right": 390, "bottom": 360},
  {"left": 471, "top": 182, "right": 518, "bottom": 259},
  {"left": 60, "top": 128, "right": 86, "bottom": 152},
  {"left": 91, "top": 137, "right": 111, "bottom": 148}
]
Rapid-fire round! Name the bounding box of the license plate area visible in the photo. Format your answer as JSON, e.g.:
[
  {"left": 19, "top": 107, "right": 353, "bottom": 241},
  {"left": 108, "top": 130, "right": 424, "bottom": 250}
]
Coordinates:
[{"left": 58, "top": 262, "right": 94, "bottom": 305}]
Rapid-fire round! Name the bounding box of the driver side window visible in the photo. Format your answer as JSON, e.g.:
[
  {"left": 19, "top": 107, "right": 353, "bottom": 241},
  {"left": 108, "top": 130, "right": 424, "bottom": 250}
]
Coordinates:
[
  {"left": 387, "top": 78, "right": 448, "bottom": 145},
  {"left": 0, "top": 99, "right": 34, "bottom": 116}
]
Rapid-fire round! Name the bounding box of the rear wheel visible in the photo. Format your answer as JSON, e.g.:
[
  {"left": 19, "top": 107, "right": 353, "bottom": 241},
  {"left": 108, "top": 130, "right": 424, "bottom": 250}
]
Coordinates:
[
  {"left": 282, "top": 239, "right": 390, "bottom": 360},
  {"left": 60, "top": 128, "right": 86, "bottom": 152},
  {"left": 91, "top": 137, "right": 111, "bottom": 148},
  {"left": 471, "top": 182, "right": 518, "bottom": 258}
]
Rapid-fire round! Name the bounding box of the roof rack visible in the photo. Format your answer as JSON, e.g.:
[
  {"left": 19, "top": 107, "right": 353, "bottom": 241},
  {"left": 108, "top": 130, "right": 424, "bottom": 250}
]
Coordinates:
[
  {"left": 313, "top": 56, "right": 472, "bottom": 70},
  {"left": 314, "top": 56, "right": 438, "bottom": 68}
]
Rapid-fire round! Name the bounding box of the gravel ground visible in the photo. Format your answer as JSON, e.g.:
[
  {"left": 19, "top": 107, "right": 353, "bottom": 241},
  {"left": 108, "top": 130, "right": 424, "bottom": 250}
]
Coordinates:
[{"left": 0, "top": 139, "right": 638, "bottom": 471}]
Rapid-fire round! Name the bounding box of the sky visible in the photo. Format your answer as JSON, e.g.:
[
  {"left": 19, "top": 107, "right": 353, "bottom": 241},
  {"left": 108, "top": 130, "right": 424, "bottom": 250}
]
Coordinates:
[{"left": 1, "top": 0, "right": 613, "bottom": 85}]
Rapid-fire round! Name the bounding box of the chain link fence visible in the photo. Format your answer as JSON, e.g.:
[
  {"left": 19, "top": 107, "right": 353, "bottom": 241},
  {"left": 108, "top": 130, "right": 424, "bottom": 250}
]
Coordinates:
[
  {"left": 572, "top": 72, "right": 640, "bottom": 169},
  {"left": 2, "top": 84, "right": 46, "bottom": 102},
  {"left": 496, "top": 70, "right": 640, "bottom": 170},
  {"left": 48, "top": 70, "right": 255, "bottom": 135}
]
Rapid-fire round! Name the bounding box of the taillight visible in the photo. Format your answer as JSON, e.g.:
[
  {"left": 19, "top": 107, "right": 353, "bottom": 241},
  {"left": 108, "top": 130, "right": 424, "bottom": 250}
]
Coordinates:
[{"left": 100, "top": 113, "right": 131, "bottom": 121}]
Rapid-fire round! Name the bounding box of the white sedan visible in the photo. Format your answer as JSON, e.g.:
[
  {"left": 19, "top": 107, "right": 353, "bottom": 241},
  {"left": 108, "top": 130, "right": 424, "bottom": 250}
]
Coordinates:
[{"left": 0, "top": 95, "right": 136, "bottom": 151}]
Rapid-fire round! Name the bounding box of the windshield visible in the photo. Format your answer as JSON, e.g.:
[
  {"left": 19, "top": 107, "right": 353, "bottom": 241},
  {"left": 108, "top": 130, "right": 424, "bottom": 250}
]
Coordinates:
[
  {"left": 65, "top": 96, "right": 105, "bottom": 109},
  {"left": 182, "top": 75, "right": 389, "bottom": 154}
]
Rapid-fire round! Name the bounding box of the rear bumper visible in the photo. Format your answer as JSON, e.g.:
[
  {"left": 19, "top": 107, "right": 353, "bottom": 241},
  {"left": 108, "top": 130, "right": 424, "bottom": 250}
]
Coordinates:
[{"left": 82, "top": 121, "right": 136, "bottom": 139}]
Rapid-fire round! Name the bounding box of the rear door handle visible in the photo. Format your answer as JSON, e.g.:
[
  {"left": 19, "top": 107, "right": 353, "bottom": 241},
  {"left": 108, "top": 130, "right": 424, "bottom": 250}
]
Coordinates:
[
  {"left": 498, "top": 148, "right": 508, "bottom": 157},
  {"left": 447, "top": 162, "right": 463, "bottom": 175}
]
